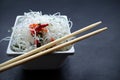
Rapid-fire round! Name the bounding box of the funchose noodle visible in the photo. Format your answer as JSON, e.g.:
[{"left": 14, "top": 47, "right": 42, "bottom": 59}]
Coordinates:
[{"left": 11, "top": 11, "right": 73, "bottom": 52}]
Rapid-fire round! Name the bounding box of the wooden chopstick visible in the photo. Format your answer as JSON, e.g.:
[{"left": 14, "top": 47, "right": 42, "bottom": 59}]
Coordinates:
[
  {"left": 0, "top": 21, "right": 102, "bottom": 68},
  {"left": 0, "top": 27, "right": 107, "bottom": 72}
]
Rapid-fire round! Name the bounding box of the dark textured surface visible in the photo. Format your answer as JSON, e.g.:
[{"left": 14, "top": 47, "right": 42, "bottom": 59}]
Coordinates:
[{"left": 0, "top": 0, "right": 120, "bottom": 80}]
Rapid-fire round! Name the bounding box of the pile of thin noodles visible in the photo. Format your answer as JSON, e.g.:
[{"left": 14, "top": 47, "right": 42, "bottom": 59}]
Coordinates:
[{"left": 11, "top": 11, "right": 73, "bottom": 52}]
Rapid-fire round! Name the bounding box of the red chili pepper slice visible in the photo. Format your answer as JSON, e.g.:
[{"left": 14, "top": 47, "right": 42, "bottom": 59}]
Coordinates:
[
  {"left": 35, "top": 24, "right": 48, "bottom": 32},
  {"left": 29, "top": 24, "right": 39, "bottom": 29},
  {"left": 34, "top": 39, "right": 41, "bottom": 47},
  {"left": 29, "top": 23, "right": 48, "bottom": 35},
  {"left": 29, "top": 29, "right": 35, "bottom": 36},
  {"left": 50, "top": 37, "right": 55, "bottom": 42}
]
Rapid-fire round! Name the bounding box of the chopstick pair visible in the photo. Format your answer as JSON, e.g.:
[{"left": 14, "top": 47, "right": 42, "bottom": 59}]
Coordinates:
[{"left": 0, "top": 21, "right": 107, "bottom": 72}]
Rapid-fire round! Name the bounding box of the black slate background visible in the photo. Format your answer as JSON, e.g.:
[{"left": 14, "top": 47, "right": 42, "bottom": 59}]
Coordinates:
[{"left": 0, "top": 0, "right": 120, "bottom": 80}]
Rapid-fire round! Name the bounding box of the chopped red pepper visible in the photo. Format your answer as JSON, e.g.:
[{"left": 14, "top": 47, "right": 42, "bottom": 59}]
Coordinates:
[
  {"left": 41, "top": 28, "right": 48, "bottom": 33},
  {"left": 29, "top": 23, "right": 48, "bottom": 36},
  {"left": 29, "top": 23, "right": 49, "bottom": 47},
  {"left": 35, "top": 24, "right": 48, "bottom": 33},
  {"left": 34, "top": 39, "right": 41, "bottom": 47},
  {"left": 29, "top": 29, "right": 35, "bottom": 36},
  {"left": 29, "top": 24, "right": 39, "bottom": 29},
  {"left": 50, "top": 37, "right": 55, "bottom": 42}
]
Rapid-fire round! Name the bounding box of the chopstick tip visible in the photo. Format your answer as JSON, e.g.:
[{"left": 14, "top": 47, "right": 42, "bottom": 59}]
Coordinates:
[
  {"left": 98, "top": 21, "right": 102, "bottom": 23},
  {"left": 104, "top": 27, "right": 108, "bottom": 29},
  {"left": 101, "top": 27, "right": 108, "bottom": 31}
]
